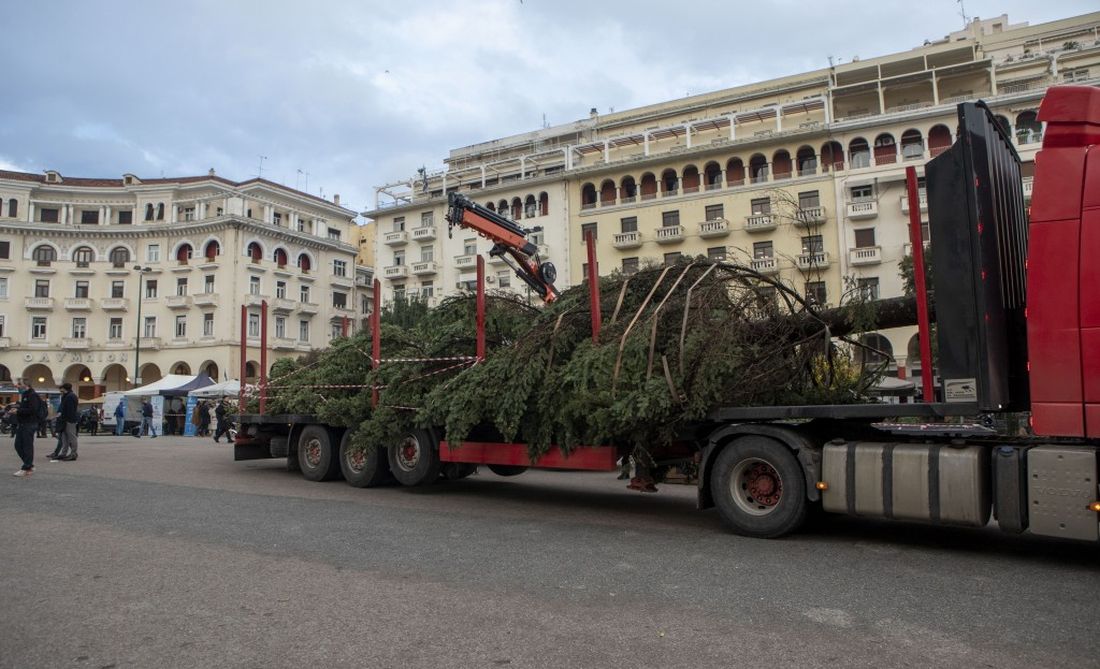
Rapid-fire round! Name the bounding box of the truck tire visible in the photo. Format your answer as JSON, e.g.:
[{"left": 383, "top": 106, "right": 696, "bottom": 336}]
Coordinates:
[
  {"left": 298, "top": 425, "right": 341, "bottom": 482},
  {"left": 441, "top": 462, "right": 477, "bottom": 480},
  {"left": 487, "top": 464, "right": 528, "bottom": 477},
  {"left": 388, "top": 429, "right": 442, "bottom": 486},
  {"left": 339, "top": 431, "right": 391, "bottom": 488},
  {"left": 710, "top": 436, "right": 807, "bottom": 538}
]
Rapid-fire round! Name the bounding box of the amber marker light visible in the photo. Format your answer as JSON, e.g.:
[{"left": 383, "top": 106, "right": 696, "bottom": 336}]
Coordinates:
[
  {"left": 816, "top": 482, "right": 829, "bottom": 491},
  {"left": 1088, "top": 502, "right": 1100, "bottom": 513}
]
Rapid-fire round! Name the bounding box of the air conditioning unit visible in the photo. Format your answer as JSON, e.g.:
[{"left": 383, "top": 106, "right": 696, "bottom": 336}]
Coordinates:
[{"left": 485, "top": 275, "right": 495, "bottom": 284}]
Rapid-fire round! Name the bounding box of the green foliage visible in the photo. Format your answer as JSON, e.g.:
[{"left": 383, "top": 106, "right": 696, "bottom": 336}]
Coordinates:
[{"left": 898, "top": 244, "right": 933, "bottom": 298}]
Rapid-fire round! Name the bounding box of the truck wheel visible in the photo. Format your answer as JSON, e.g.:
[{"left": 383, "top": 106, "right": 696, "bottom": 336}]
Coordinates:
[
  {"left": 710, "top": 437, "right": 807, "bottom": 538},
  {"left": 298, "top": 425, "right": 341, "bottom": 482},
  {"left": 487, "top": 464, "right": 528, "bottom": 477},
  {"left": 339, "top": 431, "right": 390, "bottom": 488},
  {"left": 441, "top": 462, "right": 477, "bottom": 480},
  {"left": 387, "top": 429, "right": 442, "bottom": 486}
]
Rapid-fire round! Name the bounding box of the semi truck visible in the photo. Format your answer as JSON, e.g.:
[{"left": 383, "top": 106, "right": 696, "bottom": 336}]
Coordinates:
[{"left": 233, "top": 85, "right": 1100, "bottom": 543}]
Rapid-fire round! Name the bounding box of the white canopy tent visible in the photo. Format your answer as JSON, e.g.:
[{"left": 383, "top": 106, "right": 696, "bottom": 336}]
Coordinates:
[
  {"left": 122, "top": 374, "right": 214, "bottom": 397},
  {"left": 187, "top": 379, "right": 244, "bottom": 399}
]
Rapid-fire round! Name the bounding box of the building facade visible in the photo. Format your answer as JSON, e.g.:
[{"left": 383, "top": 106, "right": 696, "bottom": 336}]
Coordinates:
[
  {"left": 368, "top": 11, "right": 1098, "bottom": 376},
  {"left": 0, "top": 169, "right": 367, "bottom": 398}
]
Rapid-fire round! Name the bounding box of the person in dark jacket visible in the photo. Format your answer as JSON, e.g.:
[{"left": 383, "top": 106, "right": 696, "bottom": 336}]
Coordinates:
[
  {"left": 12, "top": 381, "right": 43, "bottom": 477},
  {"left": 197, "top": 401, "right": 212, "bottom": 437},
  {"left": 140, "top": 398, "right": 157, "bottom": 438},
  {"left": 213, "top": 399, "right": 232, "bottom": 443},
  {"left": 114, "top": 400, "right": 126, "bottom": 436},
  {"left": 54, "top": 383, "right": 79, "bottom": 461}
]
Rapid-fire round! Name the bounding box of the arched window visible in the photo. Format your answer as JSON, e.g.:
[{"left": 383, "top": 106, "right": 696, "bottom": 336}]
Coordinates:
[
  {"left": 771, "top": 150, "right": 792, "bottom": 179},
  {"left": 510, "top": 197, "right": 522, "bottom": 220},
  {"left": 993, "top": 115, "right": 1012, "bottom": 138},
  {"left": 538, "top": 192, "right": 549, "bottom": 216},
  {"left": 1015, "top": 111, "right": 1041, "bottom": 144},
  {"left": 156, "top": 203, "right": 165, "bottom": 220},
  {"left": 660, "top": 168, "right": 678, "bottom": 195},
  {"left": 620, "top": 177, "right": 637, "bottom": 201},
  {"left": 7, "top": 198, "right": 16, "bottom": 218},
  {"left": 109, "top": 246, "right": 130, "bottom": 268},
  {"left": 497, "top": 199, "right": 508, "bottom": 214},
  {"left": 873, "top": 133, "right": 897, "bottom": 165},
  {"left": 821, "top": 141, "right": 844, "bottom": 172},
  {"left": 273, "top": 248, "right": 288, "bottom": 267},
  {"left": 32, "top": 245, "right": 57, "bottom": 266},
  {"left": 749, "top": 154, "right": 768, "bottom": 183},
  {"left": 796, "top": 146, "right": 817, "bottom": 176},
  {"left": 580, "top": 183, "right": 597, "bottom": 209},
  {"left": 247, "top": 242, "right": 262, "bottom": 262},
  {"left": 297, "top": 253, "right": 312, "bottom": 273},
  {"left": 639, "top": 173, "right": 657, "bottom": 199},
  {"left": 204, "top": 240, "right": 220, "bottom": 259},
  {"left": 703, "top": 162, "right": 722, "bottom": 189},
  {"left": 855, "top": 333, "right": 895, "bottom": 370},
  {"left": 849, "top": 138, "right": 871, "bottom": 169},
  {"left": 486, "top": 202, "right": 496, "bottom": 212},
  {"left": 524, "top": 194, "right": 537, "bottom": 217},
  {"left": 176, "top": 243, "right": 193, "bottom": 264},
  {"left": 928, "top": 125, "right": 952, "bottom": 157},
  {"left": 681, "top": 165, "right": 700, "bottom": 193},
  {"left": 599, "top": 180, "right": 616, "bottom": 206},
  {"left": 726, "top": 158, "right": 745, "bottom": 185},
  {"left": 73, "top": 246, "right": 94, "bottom": 267},
  {"left": 900, "top": 129, "right": 924, "bottom": 160},
  {"left": 145, "top": 204, "right": 155, "bottom": 221}
]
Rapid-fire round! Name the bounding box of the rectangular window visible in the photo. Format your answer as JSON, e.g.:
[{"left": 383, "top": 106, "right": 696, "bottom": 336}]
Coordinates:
[
  {"left": 272, "top": 212, "right": 282, "bottom": 226},
  {"left": 298, "top": 320, "right": 310, "bottom": 342},
  {"left": 275, "top": 316, "right": 286, "bottom": 339},
  {"left": 805, "top": 281, "right": 827, "bottom": 305},
  {"left": 249, "top": 276, "right": 260, "bottom": 295},
  {"left": 753, "top": 241, "right": 774, "bottom": 259},
  {"left": 463, "top": 238, "right": 477, "bottom": 255},
  {"left": 333, "top": 291, "right": 347, "bottom": 309},
  {"left": 392, "top": 252, "right": 404, "bottom": 266},
  {"left": 75, "top": 281, "right": 89, "bottom": 298},
  {"left": 204, "top": 275, "right": 214, "bottom": 293},
  {"left": 330, "top": 323, "right": 342, "bottom": 340},
  {"left": 296, "top": 217, "right": 306, "bottom": 232},
  {"left": 857, "top": 277, "right": 880, "bottom": 300},
  {"left": 393, "top": 216, "right": 405, "bottom": 232},
  {"left": 71, "top": 317, "right": 86, "bottom": 339},
  {"left": 850, "top": 185, "right": 873, "bottom": 201},
  {"left": 0, "top": 241, "right": 9, "bottom": 259},
  {"left": 751, "top": 198, "right": 771, "bottom": 215},
  {"left": 333, "top": 259, "right": 347, "bottom": 277},
  {"left": 798, "top": 191, "right": 821, "bottom": 209},
  {"left": 0, "top": 315, "right": 5, "bottom": 337},
  {"left": 145, "top": 280, "right": 158, "bottom": 299},
  {"left": 276, "top": 281, "right": 287, "bottom": 299},
  {"left": 40, "top": 208, "right": 59, "bottom": 223},
  {"left": 622, "top": 257, "right": 639, "bottom": 275},
  {"left": 111, "top": 280, "right": 124, "bottom": 298},
  {"left": 203, "top": 313, "right": 214, "bottom": 337},
  {"left": 420, "top": 212, "right": 433, "bottom": 227},
  {"left": 118, "top": 210, "right": 132, "bottom": 225},
  {"left": 664, "top": 252, "right": 681, "bottom": 265},
  {"left": 361, "top": 295, "right": 371, "bottom": 313},
  {"left": 0, "top": 277, "right": 7, "bottom": 298},
  {"left": 144, "top": 316, "right": 156, "bottom": 338},
  {"left": 581, "top": 222, "right": 598, "bottom": 241},
  {"left": 497, "top": 271, "right": 511, "bottom": 288},
  {"left": 705, "top": 204, "right": 725, "bottom": 221},
  {"left": 801, "top": 235, "right": 824, "bottom": 254},
  {"left": 421, "top": 282, "right": 434, "bottom": 298},
  {"left": 420, "top": 246, "right": 434, "bottom": 262},
  {"left": 248, "top": 313, "right": 259, "bottom": 338},
  {"left": 300, "top": 285, "right": 311, "bottom": 303},
  {"left": 854, "top": 228, "right": 876, "bottom": 248},
  {"left": 175, "top": 315, "right": 186, "bottom": 338},
  {"left": 393, "top": 285, "right": 406, "bottom": 301},
  {"left": 176, "top": 277, "right": 188, "bottom": 296},
  {"left": 582, "top": 263, "right": 589, "bottom": 280},
  {"left": 183, "top": 207, "right": 195, "bottom": 222},
  {"left": 327, "top": 227, "right": 341, "bottom": 241},
  {"left": 146, "top": 244, "right": 160, "bottom": 262},
  {"left": 661, "top": 211, "right": 680, "bottom": 227},
  {"left": 620, "top": 217, "right": 637, "bottom": 233},
  {"left": 707, "top": 246, "right": 727, "bottom": 261},
  {"left": 109, "top": 318, "right": 123, "bottom": 340},
  {"left": 32, "top": 316, "right": 47, "bottom": 339},
  {"left": 35, "top": 279, "right": 50, "bottom": 298}
]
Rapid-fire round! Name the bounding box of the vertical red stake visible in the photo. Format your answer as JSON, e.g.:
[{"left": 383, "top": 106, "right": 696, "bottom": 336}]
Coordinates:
[
  {"left": 371, "top": 278, "right": 381, "bottom": 408},
  {"left": 239, "top": 305, "right": 247, "bottom": 411},
  {"left": 476, "top": 255, "right": 486, "bottom": 361},
  {"left": 259, "top": 300, "right": 268, "bottom": 415},
  {"left": 586, "top": 231, "right": 601, "bottom": 343},
  {"left": 906, "top": 166, "right": 935, "bottom": 403}
]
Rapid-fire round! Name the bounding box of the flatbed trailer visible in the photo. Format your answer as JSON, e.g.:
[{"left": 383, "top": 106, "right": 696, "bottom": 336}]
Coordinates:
[{"left": 234, "top": 87, "right": 1100, "bottom": 542}]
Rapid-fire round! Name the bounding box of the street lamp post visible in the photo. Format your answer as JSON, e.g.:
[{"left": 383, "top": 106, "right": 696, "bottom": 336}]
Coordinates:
[{"left": 132, "top": 265, "right": 152, "bottom": 387}]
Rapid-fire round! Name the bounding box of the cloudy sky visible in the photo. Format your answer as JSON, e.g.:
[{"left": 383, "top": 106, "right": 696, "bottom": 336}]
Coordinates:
[{"left": 1, "top": 1, "right": 1094, "bottom": 218}]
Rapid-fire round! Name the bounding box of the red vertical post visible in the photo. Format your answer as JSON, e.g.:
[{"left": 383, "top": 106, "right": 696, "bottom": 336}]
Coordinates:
[
  {"left": 341, "top": 315, "right": 349, "bottom": 337},
  {"left": 476, "top": 256, "right": 486, "bottom": 361},
  {"left": 371, "top": 279, "right": 381, "bottom": 408},
  {"left": 586, "top": 231, "right": 601, "bottom": 343},
  {"left": 906, "top": 166, "right": 935, "bottom": 403},
  {"left": 259, "top": 300, "right": 268, "bottom": 415},
  {"left": 239, "top": 305, "right": 247, "bottom": 411}
]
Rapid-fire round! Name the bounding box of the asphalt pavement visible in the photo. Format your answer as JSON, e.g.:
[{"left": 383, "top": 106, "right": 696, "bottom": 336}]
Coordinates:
[{"left": 1, "top": 434, "right": 1097, "bottom": 669}]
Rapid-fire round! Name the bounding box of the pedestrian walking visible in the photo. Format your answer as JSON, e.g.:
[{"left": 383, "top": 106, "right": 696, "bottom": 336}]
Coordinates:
[
  {"left": 212, "top": 399, "right": 232, "bottom": 443},
  {"left": 53, "top": 383, "right": 79, "bottom": 461},
  {"left": 197, "top": 401, "right": 211, "bottom": 437},
  {"left": 140, "top": 398, "right": 157, "bottom": 438},
  {"left": 12, "top": 381, "right": 45, "bottom": 477},
  {"left": 39, "top": 396, "right": 55, "bottom": 438},
  {"left": 114, "top": 399, "right": 127, "bottom": 436}
]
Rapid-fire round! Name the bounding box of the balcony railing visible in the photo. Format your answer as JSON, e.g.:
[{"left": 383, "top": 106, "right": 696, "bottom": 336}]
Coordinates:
[
  {"left": 298, "top": 302, "right": 319, "bottom": 315},
  {"left": 796, "top": 252, "right": 830, "bottom": 269},
  {"left": 62, "top": 337, "right": 91, "bottom": 350},
  {"left": 165, "top": 295, "right": 192, "bottom": 309},
  {"left": 795, "top": 206, "right": 827, "bottom": 226},
  {"left": 900, "top": 191, "right": 928, "bottom": 214},
  {"left": 411, "top": 226, "right": 436, "bottom": 241},
  {"left": 271, "top": 298, "right": 296, "bottom": 313},
  {"left": 613, "top": 231, "right": 642, "bottom": 249},
  {"left": 64, "top": 297, "right": 94, "bottom": 311},
  {"left": 744, "top": 214, "right": 776, "bottom": 232},
  {"left": 411, "top": 261, "right": 438, "bottom": 276},
  {"left": 273, "top": 337, "right": 297, "bottom": 351},
  {"left": 750, "top": 257, "right": 779, "bottom": 274},
  {"left": 193, "top": 293, "right": 218, "bottom": 307},
  {"left": 846, "top": 200, "right": 878, "bottom": 219},
  {"left": 454, "top": 254, "right": 477, "bottom": 269},
  {"left": 849, "top": 246, "right": 882, "bottom": 266},
  {"left": 698, "top": 219, "right": 730, "bottom": 238},
  {"left": 138, "top": 336, "right": 161, "bottom": 350},
  {"left": 100, "top": 297, "right": 129, "bottom": 311},
  {"left": 654, "top": 224, "right": 685, "bottom": 244},
  {"left": 384, "top": 265, "right": 409, "bottom": 279},
  {"left": 384, "top": 230, "right": 408, "bottom": 246},
  {"left": 25, "top": 297, "right": 55, "bottom": 310},
  {"left": 243, "top": 294, "right": 268, "bottom": 307}
]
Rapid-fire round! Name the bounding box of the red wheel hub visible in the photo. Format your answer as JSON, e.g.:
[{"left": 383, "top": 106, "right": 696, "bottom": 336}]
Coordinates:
[{"left": 746, "top": 462, "right": 782, "bottom": 507}]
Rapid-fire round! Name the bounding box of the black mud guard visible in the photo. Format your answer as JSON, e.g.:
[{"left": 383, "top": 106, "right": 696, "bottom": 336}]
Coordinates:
[{"left": 698, "top": 424, "right": 822, "bottom": 510}]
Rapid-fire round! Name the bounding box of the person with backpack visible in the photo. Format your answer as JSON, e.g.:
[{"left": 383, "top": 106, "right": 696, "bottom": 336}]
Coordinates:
[{"left": 12, "top": 381, "right": 45, "bottom": 477}]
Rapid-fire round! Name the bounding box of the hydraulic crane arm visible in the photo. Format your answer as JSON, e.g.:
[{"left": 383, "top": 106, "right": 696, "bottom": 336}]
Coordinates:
[{"left": 445, "top": 192, "right": 560, "bottom": 303}]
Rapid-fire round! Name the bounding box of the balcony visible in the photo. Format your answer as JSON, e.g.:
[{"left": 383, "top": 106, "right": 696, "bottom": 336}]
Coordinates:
[
  {"left": 62, "top": 337, "right": 91, "bottom": 350},
  {"left": 849, "top": 246, "right": 882, "bottom": 266},
  {"left": 25, "top": 297, "right": 55, "bottom": 310},
  {"left": 411, "top": 261, "right": 438, "bottom": 276},
  {"left": 613, "top": 231, "right": 642, "bottom": 249},
  {"left": 750, "top": 257, "right": 779, "bottom": 275},
  {"left": 138, "top": 336, "right": 161, "bottom": 350},
  {"left": 846, "top": 200, "right": 878, "bottom": 220},
  {"left": 900, "top": 192, "right": 927, "bottom": 214},
  {"left": 384, "top": 265, "right": 409, "bottom": 279},
  {"left": 384, "top": 230, "right": 408, "bottom": 246},
  {"left": 332, "top": 307, "right": 356, "bottom": 321},
  {"left": 165, "top": 295, "right": 192, "bottom": 309},
  {"left": 100, "top": 297, "right": 129, "bottom": 311},
  {"left": 273, "top": 337, "right": 297, "bottom": 351},
  {"left": 1022, "top": 177, "right": 1033, "bottom": 198},
  {"left": 903, "top": 241, "right": 930, "bottom": 257},
  {"left": 654, "top": 225, "right": 685, "bottom": 244},
  {"left": 796, "top": 252, "right": 831, "bottom": 270},
  {"left": 64, "top": 297, "right": 94, "bottom": 311},
  {"left": 488, "top": 253, "right": 509, "bottom": 266},
  {"left": 244, "top": 294, "right": 268, "bottom": 308},
  {"left": 298, "top": 302, "right": 319, "bottom": 315},
  {"left": 454, "top": 254, "right": 477, "bottom": 269},
  {"left": 193, "top": 293, "right": 218, "bottom": 307},
  {"left": 698, "top": 219, "right": 730, "bottom": 238},
  {"left": 744, "top": 214, "right": 776, "bottom": 232},
  {"left": 411, "top": 226, "right": 436, "bottom": 241},
  {"left": 271, "top": 298, "right": 296, "bottom": 313},
  {"left": 795, "top": 206, "right": 827, "bottom": 226}
]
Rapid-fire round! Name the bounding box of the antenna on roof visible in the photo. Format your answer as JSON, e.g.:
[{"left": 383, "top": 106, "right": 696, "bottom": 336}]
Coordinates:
[
  {"left": 957, "top": 0, "right": 970, "bottom": 28},
  {"left": 417, "top": 166, "right": 428, "bottom": 193},
  {"left": 256, "top": 155, "right": 268, "bottom": 179}
]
